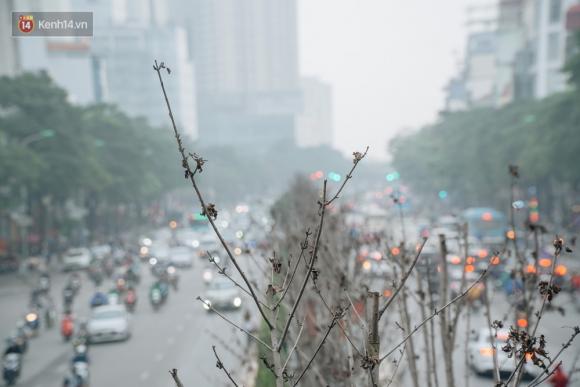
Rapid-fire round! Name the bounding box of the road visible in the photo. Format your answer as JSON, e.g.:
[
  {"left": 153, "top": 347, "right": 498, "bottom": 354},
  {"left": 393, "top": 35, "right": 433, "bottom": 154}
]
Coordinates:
[
  {"left": 0, "top": 228, "right": 257, "bottom": 387},
  {"left": 375, "top": 266, "right": 580, "bottom": 386}
]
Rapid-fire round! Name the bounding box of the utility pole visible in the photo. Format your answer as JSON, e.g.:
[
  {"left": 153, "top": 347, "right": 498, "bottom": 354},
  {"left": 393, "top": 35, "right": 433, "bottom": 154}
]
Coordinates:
[{"left": 367, "top": 291, "right": 380, "bottom": 387}]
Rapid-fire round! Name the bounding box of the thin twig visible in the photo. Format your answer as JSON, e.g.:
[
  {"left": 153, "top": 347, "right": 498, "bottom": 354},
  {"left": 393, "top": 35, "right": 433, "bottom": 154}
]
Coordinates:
[
  {"left": 325, "top": 146, "right": 368, "bottom": 207},
  {"left": 154, "top": 61, "right": 273, "bottom": 330},
  {"left": 378, "top": 237, "right": 428, "bottom": 320},
  {"left": 169, "top": 368, "right": 185, "bottom": 387},
  {"left": 212, "top": 345, "right": 240, "bottom": 387},
  {"left": 196, "top": 297, "right": 273, "bottom": 351},
  {"left": 345, "top": 290, "right": 369, "bottom": 333},
  {"left": 282, "top": 317, "right": 306, "bottom": 372},
  {"left": 207, "top": 251, "right": 272, "bottom": 310},
  {"left": 277, "top": 181, "right": 328, "bottom": 351},
  {"left": 273, "top": 230, "right": 311, "bottom": 310},
  {"left": 527, "top": 326, "right": 580, "bottom": 387},
  {"left": 292, "top": 311, "right": 344, "bottom": 386},
  {"left": 379, "top": 266, "right": 490, "bottom": 363}
]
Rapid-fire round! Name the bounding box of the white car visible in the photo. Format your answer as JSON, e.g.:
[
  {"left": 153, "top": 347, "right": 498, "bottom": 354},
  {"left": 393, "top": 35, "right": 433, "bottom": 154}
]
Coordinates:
[
  {"left": 62, "top": 248, "right": 92, "bottom": 271},
  {"left": 90, "top": 244, "right": 112, "bottom": 260},
  {"left": 469, "top": 328, "right": 541, "bottom": 379},
  {"left": 202, "top": 278, "right": 242, "bottom": 311},
  {"left": 87, "top": 305, "right": 131, "bottom": 343},
  {"left": 169, "top": 246, "right": 193, "bottom": 268}
]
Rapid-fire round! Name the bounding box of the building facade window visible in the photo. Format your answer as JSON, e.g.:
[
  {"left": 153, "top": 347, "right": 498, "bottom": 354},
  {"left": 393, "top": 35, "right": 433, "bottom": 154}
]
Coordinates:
[{"left": 549, "top": 0, "right": 562, "bottom": 24}]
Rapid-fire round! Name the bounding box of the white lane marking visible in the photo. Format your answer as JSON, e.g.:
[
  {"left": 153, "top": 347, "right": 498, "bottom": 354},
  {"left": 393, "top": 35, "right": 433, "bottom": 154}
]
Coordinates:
[
  {"left": 167, "top": 336, "right": 175, "bottom": 345},
  {"left": 155, "top": 352, "right": 165, "bottom": 362},
  {"left": 177, "top": 324, "right": 185, "bottom": 332},
  {"left": 140, "top": 371, "right": 150, "bottom": 381}
]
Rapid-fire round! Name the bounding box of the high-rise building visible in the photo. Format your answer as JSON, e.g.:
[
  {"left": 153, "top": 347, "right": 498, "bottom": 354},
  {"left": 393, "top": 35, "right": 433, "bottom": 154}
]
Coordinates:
[
  {"left": 464, "top": 30, "right": 498, "bottom": 107},
  {"left": 495, "top": 0, "right": 580, "bottom": 101},
  {"left": 296, "top": 77, "right": 333, "bottom": 148},
  {"left": 181, "top": 0, "right": 301, "bottom": 147},
  {"left": 5, "top": 0, "right": 198, "bottom": 138}
]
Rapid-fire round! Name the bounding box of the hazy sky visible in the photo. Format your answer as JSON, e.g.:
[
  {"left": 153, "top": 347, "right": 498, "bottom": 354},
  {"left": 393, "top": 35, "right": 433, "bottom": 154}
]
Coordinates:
[{"left": 299, "top": 1, "right": 476, "bottom": 160}]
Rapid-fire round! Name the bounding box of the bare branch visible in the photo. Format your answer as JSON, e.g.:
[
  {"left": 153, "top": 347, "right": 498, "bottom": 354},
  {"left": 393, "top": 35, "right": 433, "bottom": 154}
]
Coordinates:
[
  {"left": 325, "top": 146, "right": 369, "bottom": 207},
  {"left": 154, "top": 61, "right": 273, "bottom": 330},
  {"left": 378, "top": 237, "right": 428, "bottom": 320},
  {"left": 527, "top": 326, "right": 580, "bottom": 387},
  {"left": 196, "top": 297, "right": 273, "bottom": 351},
  {"left": 345, "top": 290, "right": 369, "bottom": 334},
  {"left": 169, "top": 368, "right": 185, "bottom": 387},
  {"left": 207, "top": 251, "right": 272, "bottom": 310},
  {"left": 282, "top": 317, "right": 306, "bottom": 372},
  {"left": 379, "top": 266, "right": 490, "bottom": 363},
  {"left": 277, "top": 181, "right": 328, "bottom": 352},
  {"left": 291, "top": 307, "right": 346, "bottom": 386},
  {"left": 212, "top": 345, "right": 240, "bottom": 387},
  {"left": 273, "top": 230, "right": 311, "bottom": 310}
]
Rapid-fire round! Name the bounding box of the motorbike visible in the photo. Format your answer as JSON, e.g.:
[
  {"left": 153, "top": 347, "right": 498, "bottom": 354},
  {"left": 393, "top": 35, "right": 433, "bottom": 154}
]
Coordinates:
[
  {"left": 63, "top": 286, "right": 75, "bottom": 311},
  {"left": 2, "top": 353, "right": 21, "bottom": 386},
  {"left": 88, "top": 266, "right": 104, "bottom": 286},
  {"left": 39, "top": 273, "right": 51, "bottom": 293},
  {"left": 24, "top": 311, "right": 40, "bottom": 336},
  {"left": 14, "top": 326, "right": 29, "bottom": 353},
  {"left": 44, "top": 304, "right": 56, "bottom": 330},
  {"left": 149, "top": 288, "right": 162, "bottom": 311},
  {"left": 61, "top": 314, "right": 74, "bottom": 342},
  {"left": 69, "top": 274, "right": 81, "bottom": 295},
  {"left": 124, "top": 289, "right": 137, "bottom": 312},
  {"left": 167, "top": 266, "right": 179, "bottom": 291}
]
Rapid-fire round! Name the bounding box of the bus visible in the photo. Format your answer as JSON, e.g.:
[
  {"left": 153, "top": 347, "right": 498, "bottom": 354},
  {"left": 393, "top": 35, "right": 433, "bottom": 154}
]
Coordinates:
[{"left": 462, "top": 207, "right": 508, "bottom": 247}]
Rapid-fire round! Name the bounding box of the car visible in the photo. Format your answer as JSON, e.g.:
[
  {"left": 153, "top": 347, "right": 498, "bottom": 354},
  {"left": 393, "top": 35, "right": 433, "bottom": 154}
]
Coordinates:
[
  {"left": 90, "top": 244, "right": 112, "bottom": 260},
  {"left": 87, "top": 305, "right": 131, "bottom": 343},
  {"left": 201, "top": 277, "right": 242, "bottom": 311},
  {"left": 468, "top": 328, "right": 541, "bottom": 379},
  {"left": 62, "top": 248, "right": 92, "bottom": 271},
  {"left": 169, "top": 246, "right": 194, "bottom": 268}
]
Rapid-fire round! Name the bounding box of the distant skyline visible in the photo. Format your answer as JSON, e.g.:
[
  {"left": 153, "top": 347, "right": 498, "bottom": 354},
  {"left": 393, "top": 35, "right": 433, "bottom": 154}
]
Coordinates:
[{"left": 299, "top": 0, "right": 479, "bottom": 161}]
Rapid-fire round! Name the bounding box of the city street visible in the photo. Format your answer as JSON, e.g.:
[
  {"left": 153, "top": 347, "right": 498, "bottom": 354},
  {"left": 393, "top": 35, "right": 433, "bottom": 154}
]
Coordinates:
[{"left": 0, "top": 229, "right": 255, "bottom": 387}]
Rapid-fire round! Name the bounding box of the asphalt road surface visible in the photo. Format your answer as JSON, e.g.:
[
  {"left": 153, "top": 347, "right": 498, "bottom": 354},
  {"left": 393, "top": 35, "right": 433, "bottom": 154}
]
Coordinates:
[{"left": 0, "top": 229, "right": 256, "bottom": 387}]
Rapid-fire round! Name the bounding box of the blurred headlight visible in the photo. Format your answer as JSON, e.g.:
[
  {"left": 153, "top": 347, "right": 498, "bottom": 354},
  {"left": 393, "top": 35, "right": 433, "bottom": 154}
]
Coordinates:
[
  {"left": 203, "top": 271, "right": 212, "bottom": 282},
  {"left": 233, "top": 297, "right": 242, "bottom": 307}
]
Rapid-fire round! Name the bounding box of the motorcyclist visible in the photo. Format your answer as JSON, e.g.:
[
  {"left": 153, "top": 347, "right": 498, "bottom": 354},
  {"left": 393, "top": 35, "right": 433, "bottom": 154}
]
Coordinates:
[
  {"left": 63, "top": 285, "right": 75, "bottom": 310},
  {"left": 72, "top": 320, "right": 89, "bottom": 347},
  {"left": 124, "top": 286, "right": 137, "bottom": 311},
  {"left": 61, "top": 313, "right": 74, "bottom": 341},
  {"left": 68, "top": 273, "right": 81, "bottom": 295},
  {"left": 3, "top": 338, "right": 23, "bottom": 356},
  {"left": 90, "top": 291, "right": 108, "bottom": 308},
  {"left": 71, "top": 344, "right": 89, "bottom": 365}
]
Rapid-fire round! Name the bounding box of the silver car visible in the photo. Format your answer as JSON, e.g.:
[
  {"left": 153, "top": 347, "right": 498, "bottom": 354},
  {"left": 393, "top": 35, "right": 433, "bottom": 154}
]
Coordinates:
[
  {"left": 87, "top": 305, "right": 131, "bottom": 343},
  {"left": 202, "top": 278, "right": 242, "bottom": 311}
]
